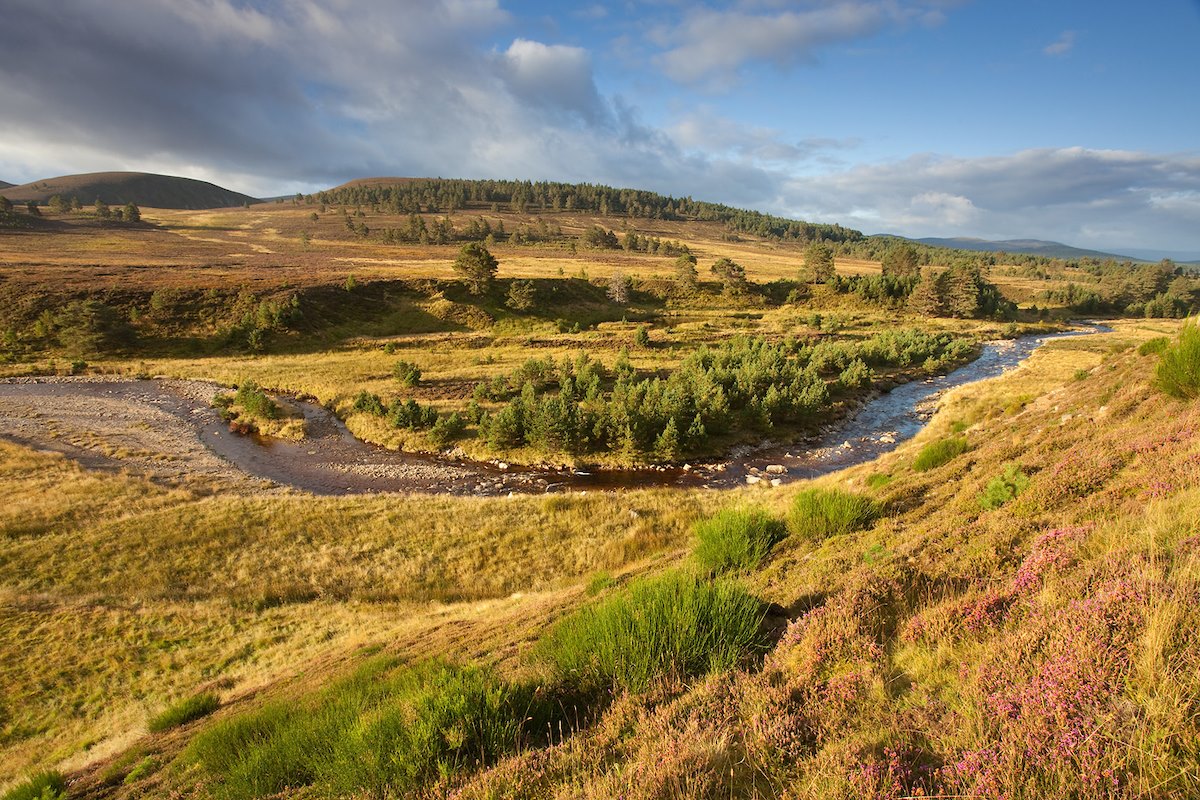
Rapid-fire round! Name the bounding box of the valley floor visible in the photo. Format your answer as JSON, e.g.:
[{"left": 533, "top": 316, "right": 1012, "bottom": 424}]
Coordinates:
[{"left": 4, "top": 319, "right": 1198, "bottom": 798}]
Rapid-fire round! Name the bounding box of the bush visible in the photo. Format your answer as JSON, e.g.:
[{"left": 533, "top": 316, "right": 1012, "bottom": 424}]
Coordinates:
[
  {"left": 1138, "top": 336, "right": 1169, "bottom": 356},
  {"left": 236, "top": 381, "right": 281, "bottom": 420},
  {"left": 148, "top": 691, "right": 220, "bottom": 732},
  {"left": 392, "top": 360, "right": 421, "bottom": 387},
  {"left": 428, "top": 411, "right": 465, "bottom": 447},
  {"left": 693, "top": 507, "right": 786, "bottom": 574},
  {"left": 1154, "top": 323, "right": 1200, "bottom": 399},
  {"left": 536, "top": 571, "right": 767, "bottom": 693},
  {"left": 351, "top": 390, "right": 386, "bottom": 416},
  {"left": 185, "top": 659, "right": 554, "bottom": 800},
  {"left": 1, "top": 772, "right": 66, "bottom": 800},
  {"left": 787, "top": 487, "right": 879, "bottom": 541},
  {"left": 913, "top": 436, "right": 971, "bottom": 471},
  {"left": 979, "top": 464, "right": 1031, "bottom": 510}
]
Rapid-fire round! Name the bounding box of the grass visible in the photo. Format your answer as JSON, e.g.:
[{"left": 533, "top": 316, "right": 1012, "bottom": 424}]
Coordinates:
[
  {"left": 535, "top": 571, "right": 767, "bottom": 693},
  {"left": 913, "top": 435, "right": 971, "bottom": 471},
  {"left": 692, "top": 506, "right": 786, "bottom": 574},
  {"left": 1, "top": 772, "right": 65, "bottom": 800},
  {"left": 786, "top": 487, "right": 878, "bottom": 541},
  {"left": 979, "top": 464, "right": 1030, "bottom": 510},
  {"left": 1153, "top": 320, "right": 1200, "bottom": 399},
  {"left": 147, "top": 691, "right": 220, "bottom": 732},
  {"left": 184, "top": 657, "right": 555, "bottom": 800}
]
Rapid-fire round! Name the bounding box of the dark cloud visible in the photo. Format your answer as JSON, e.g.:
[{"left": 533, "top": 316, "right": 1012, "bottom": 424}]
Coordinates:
[
  {"left": 778, "top": 148, "right": 1200, "bottom": 250},
  {"left": 0, "top": 2, "right": 1193, "bottom": 252}
]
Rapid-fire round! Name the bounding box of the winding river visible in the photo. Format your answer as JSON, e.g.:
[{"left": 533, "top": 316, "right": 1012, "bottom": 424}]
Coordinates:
[{"left": 0, "top": 325, "right": 1102, "bottom": 496}]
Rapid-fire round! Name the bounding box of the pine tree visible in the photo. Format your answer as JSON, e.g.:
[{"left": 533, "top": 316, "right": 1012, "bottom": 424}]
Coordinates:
[
  {"left": 944, "top": 266, "right": 981, "bottom": 318},
  {"left": 654, "top": 418, "right": 682, "bottom": 461},
  {"left": 674, "top": 253, "right": 699, "bottom": 292},
  {"left": 805, "top": 242, "right": 835, "bottom": 282},
  {"left": 909, "top": 268, "right": 945, "bottom": 317},
  {"left": 452, "top": 242, "right": 499, "bottom": 295}
]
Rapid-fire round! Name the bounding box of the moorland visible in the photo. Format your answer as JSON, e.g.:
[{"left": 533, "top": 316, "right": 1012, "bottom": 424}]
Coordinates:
[{"left": 1, "top": 175, "right": 1198, "bottom": 799}]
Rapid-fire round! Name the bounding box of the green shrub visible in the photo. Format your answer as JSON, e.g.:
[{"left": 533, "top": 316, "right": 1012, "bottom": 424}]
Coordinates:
[
  {"left": 787, "top": 487, "right": 879, "bottom": 541},
  {"left": 913, "top": 436, "right": 971, "bottom": 471},
  {"left": 1138, "top": 336, "right": 1169, "bottom": 356},
  {"left": 184, "top": 659, "right": 552, "bottom": 800},
  {"left": 979, "top": 464, "right": 1031, "bottom": 510},
  {"left": 1, "top": 772, "right": 66, "bottom": 800},
  {"left": 148, "top": 691, "right": 220, "bottom": 732},
  {"left": 235, "top": 381, "right": 281, "bottom": 420},
  {"left": 693, "top": 507, "right": 786, "bottom": 574},
  {"left": 428, "top": 411, "right": 465, "bottom": 447},
  {"left": 351, "top": 390, "right": 386, "bottom": 416},
  {"left": 1154, "top": 323, "right": 1200, "bottom": 399},
  {"left": 536, "top": 571, "right": 766, "bottom": 693},
  {"left": 392, "top": 359, "right": 422, "bottom": 387}
]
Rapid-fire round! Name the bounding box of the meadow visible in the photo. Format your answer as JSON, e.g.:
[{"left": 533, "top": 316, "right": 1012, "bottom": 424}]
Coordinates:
[{"left": 1, "top": 192, "right": 1198, "bottom": 798}]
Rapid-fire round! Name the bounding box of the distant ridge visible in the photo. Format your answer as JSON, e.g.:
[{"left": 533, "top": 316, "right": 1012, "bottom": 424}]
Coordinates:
[
  {"left": 913, "top": 236, "right": 1136, "bottom": 261},
  {"left": 327, "top": 176, "right": 427, "bottom": 191},
  {"left": 0, "top": 180, "right": 13, "bottom": 190},
  {"left": 0, "top": 171, "right": 257, "bottom": 209}
]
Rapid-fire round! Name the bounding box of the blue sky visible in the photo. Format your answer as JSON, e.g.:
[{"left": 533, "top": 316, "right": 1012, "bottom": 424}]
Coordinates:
[{"left": 1, "top": 0, "right": 1197, "bottom": 256}]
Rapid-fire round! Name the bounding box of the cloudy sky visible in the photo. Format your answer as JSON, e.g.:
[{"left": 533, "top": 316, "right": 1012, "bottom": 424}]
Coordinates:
[{"left": 1, "top": 0, "right": 1197, "bottom": 257}]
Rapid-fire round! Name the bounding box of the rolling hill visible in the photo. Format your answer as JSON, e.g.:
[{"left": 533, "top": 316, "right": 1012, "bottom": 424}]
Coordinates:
[
  {"left": 0, "top": 171, "right": 257, "bottom": 209},
  {"left": 913, "top": 236, "right": 1135, "bottom": 261}
]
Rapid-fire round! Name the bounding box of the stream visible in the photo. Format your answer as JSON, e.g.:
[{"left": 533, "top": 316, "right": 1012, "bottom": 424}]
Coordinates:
[{"left": 0, "top": 325, "right": 1103, "bottom": 496}]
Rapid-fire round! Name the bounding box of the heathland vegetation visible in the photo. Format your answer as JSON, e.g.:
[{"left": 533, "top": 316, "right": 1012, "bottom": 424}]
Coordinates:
[{"left": 1, "top": 176, "right": 1199, "bottom": 798}]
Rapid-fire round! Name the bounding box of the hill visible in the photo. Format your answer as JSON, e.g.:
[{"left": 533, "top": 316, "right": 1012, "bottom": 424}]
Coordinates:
[
  {"left": 913, "top": 235, "right": 1135, "bottom": 261},
  {"left": 0, "top": 180, "right": 13, "bottom": 190},
  {"left": 0, "top": 171, "right": 257, "bottom": 209}
]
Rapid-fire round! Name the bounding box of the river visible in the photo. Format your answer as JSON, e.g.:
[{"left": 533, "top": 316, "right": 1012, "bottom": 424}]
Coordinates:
[{"left": 0, "top": 325, "right": 1102, "bottom": 496}]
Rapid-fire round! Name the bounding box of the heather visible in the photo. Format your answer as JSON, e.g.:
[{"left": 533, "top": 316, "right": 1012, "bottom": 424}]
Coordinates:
[{"left": 8, "top": 323, "right": 1200, "bottom": 799}]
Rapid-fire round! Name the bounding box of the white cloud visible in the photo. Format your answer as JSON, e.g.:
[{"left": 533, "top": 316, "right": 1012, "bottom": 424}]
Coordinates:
[
  {"left": 653, "top": 1, "right": 947, "bottom": 87},
  {"left": 1044, "top": 30, "right": 1076, "bottom": 57},
  {"left": 500, "top": 39, "right": 608, "bottom": 124}
]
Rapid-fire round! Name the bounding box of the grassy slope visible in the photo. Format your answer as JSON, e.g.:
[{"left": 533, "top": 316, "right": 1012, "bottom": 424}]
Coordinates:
[
  {"left": 5, "top": 320, "right": 1198, "bottom": 797},
  {"left": 0, "top": 172, "right": 255, "bottom": 209}
]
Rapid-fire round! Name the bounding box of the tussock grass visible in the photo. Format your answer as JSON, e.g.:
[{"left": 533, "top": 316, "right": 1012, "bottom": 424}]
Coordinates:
[
  {"left": 147, "top": 691, "right": 220, "bottom": 732},
  {"left": 536, "top": 571, "right": 767, "bottom": 693},
  {"left": 913, "top": 435, "right": 971, "bottom": 471},
  {"left": 1154, "top": 321, "right": 1200, "bottom": 399},
  {"left": 1, "top": 772, "right": 65, "bottom": 800},
  {"left": 786, "top": 487, "right": 878, "bottom": 541},
  {"left": 1138, "top": 336, "right": 1169, "bottom": 356},
  {"left": 185, "top": 657, "right": 555, "bottom": 800},
  {"left": 693, "top": 506, "right": 785, "bottom": 574}
]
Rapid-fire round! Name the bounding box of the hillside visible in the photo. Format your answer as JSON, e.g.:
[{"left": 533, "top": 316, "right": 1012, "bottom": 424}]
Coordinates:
[
  {"left": 3, "top": 319, "right": 1198, "bottom": 799},
  {"left": 0, "top": 171, "right": 257, "bottom": 209},
  {"left": 915, "top": 236, "right": 1135, "bottom": 261},
  {"left": 0, "top": 180, "right": 13, "bottom": 190}
]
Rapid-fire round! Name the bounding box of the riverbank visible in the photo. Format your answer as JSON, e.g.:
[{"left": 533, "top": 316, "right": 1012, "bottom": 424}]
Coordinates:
[{"left": 0, "top": 324, "right": 1102, "bottom": 496}]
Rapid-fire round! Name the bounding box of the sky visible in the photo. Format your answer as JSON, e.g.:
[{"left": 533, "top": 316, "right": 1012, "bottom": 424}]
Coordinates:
[{"left": 1, "top": 0, "right": 1198, "bottom": 258}]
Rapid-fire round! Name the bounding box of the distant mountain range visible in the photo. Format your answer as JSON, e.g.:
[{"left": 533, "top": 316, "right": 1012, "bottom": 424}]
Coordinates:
[
  {"left": 0, "top": 171, "right": 257, "bottom": 209},
  {"left": 907, "top": 236, "right": 1138, "bottom": 261}
]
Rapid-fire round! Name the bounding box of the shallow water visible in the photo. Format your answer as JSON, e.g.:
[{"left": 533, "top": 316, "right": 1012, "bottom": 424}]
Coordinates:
[{"left": 0, "top": 325, "right": 1103, "bottom": 495}]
